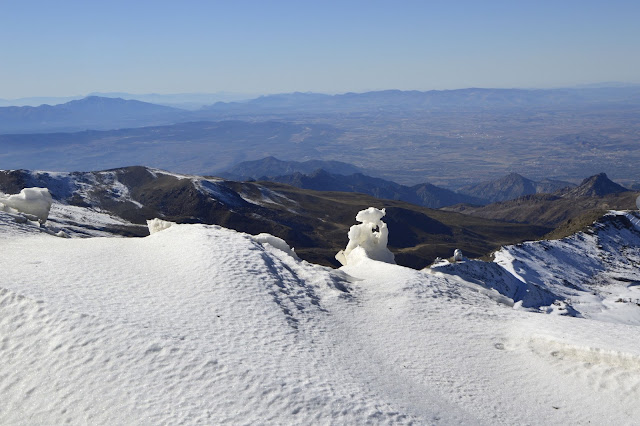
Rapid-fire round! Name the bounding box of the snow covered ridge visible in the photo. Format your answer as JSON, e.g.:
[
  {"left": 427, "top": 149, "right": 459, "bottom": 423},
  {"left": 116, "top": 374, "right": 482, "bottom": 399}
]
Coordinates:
[
  {"left": 147, "top": 218, "right": 301, "bottom": 259},
  {"left": 435, "top": 210, "right": 640, "bottom": 325},
  {"left": 2, "top": 166, "right": 565, "bottom": 269},
  {"left": 0, "top": 166, "right": 290, "bottom": 223},
  {"left": 0, "top": 167, "right": 222, "bottom": 210},
  {"left": 336, "top": 206, "right": 640, "bottom": 324}
]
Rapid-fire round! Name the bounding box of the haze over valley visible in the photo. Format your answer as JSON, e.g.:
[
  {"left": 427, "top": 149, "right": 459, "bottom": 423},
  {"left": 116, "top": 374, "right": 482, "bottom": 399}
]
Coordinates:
[{"left": 2, "top": 86, "right": 640, "bottom": 189}]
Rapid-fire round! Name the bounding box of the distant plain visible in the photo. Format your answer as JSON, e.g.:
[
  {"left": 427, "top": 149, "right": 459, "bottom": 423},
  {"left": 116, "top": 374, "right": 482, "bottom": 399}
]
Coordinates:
[{"left": 1, "top": 87, "right": 639, "bottom": 188}]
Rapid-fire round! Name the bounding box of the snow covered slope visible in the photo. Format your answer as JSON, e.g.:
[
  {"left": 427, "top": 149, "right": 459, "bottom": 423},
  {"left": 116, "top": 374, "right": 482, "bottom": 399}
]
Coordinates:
[
  {"left": 2, "top": 206, "right": 640, "bottom": 424},
  {"left": 435, "top": 211, "right": 640, "bottom": 325}
]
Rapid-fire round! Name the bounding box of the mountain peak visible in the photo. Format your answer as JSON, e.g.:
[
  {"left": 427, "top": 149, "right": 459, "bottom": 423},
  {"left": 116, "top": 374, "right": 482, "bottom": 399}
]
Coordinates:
[
  {"left": 564, "top": 173, "right": 628, "bottom": 197},
  {"left": 458, "top": 172, "right": 536, "bottom": 203},
  {"left": 504, "top": 172, "right": 525, "bottom": 179},
  {"left": 220, "top": 157, "right": 362, "bottom": 180},
  {"left": 68, "top": 96, "right": 127, "bottom": 105},
  {"left": 458, "top": 172, "right": 576, "bottom": 204}
]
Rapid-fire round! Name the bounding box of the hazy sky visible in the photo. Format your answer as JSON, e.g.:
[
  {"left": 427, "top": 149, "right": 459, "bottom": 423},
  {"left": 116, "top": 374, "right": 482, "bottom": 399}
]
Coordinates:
[{"left": 2, "top": 0, "right": 639, "bottom": 98}]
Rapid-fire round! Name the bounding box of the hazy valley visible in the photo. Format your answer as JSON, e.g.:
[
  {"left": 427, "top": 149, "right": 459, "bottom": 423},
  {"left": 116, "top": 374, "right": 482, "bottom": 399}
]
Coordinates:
[{"left": 2, "top": 87, "right": 640, "bottom": 188}]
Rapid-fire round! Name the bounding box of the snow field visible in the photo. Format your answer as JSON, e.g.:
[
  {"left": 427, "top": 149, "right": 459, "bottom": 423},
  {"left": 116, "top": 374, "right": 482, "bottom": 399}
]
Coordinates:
[
  {"left": 1, "top": 211, "right": 640, "bottom": 423},
  {"left": 0, "top": 224, "right": 411, "bottom": 424},
  {"left": 338, "top": 256, "right": 640, "bottom": 425}
]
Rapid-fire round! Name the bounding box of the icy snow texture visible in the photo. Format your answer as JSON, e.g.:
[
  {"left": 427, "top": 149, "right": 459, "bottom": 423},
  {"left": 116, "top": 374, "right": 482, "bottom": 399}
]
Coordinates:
[
  {"left": 336, "top": 207, "right": 395, "bottom": 266},
  {"left": 147, "top": 218, "right": 174, "bottom": 234},
  {"left": 0, "top": 187, "right": 52, "bottom": 223}
]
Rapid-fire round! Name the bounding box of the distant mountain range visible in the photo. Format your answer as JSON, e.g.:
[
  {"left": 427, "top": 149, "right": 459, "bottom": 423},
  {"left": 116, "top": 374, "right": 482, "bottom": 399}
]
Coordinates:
[
  {"left": 3, "top": 86, "right": 640, "bottom": 134},
  {"left": 221, "top": 158, "right": 576, "bottom": 208},
  {"left": 202, "top": 86, "right": 640, "bottom": 116},
  {"left": 458, "top": 172, "right": 575, "bottom": 203},
  {"left": 250, "top": 168, "right": 483, "bottom": 209},
  {"left": 0, "top": 96, "right": 186, "bottom": 133},
  {"left": 444, "top": 173, "right": 637, "bottom": 235},
  {"left": 220, "top": 156, "right": 363, "bottom": 180},
  {"left": 2, "top": 88, "right": 639, "bottom": 187},
  {"left": 226, "top": 157, "right": 637, "bottom": 234},
  {"left": 0, "top": 92, "right": 257, "bottom": 109}
]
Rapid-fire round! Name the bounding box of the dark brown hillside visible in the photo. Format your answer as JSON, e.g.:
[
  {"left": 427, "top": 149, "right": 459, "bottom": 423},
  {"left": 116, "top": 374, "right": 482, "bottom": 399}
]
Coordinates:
[
  {"left": 457, "top": 172, "right": 575, "bottom": 203},
  {"left": 251, "top": 182, "right": 550, "bottom": 269},
  {"left": 559, "top": 172, "right": 628, "bottom": 197},
  {"left": 0, "top": 166, "right": 550, "bottom": 269},
  {"left": 442, "top": 173, "right": 638, "bottom": 238}
]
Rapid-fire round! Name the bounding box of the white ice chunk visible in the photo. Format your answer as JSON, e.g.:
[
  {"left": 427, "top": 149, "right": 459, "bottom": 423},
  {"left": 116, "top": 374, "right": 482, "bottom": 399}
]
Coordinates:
[
  {"left": 0, "top": 187, "right": 53, "bottom": 223},
  {"left": 252, "top": 233, "right": 300, "bottom": 259},
  {"left": 336, "top": 207, "right": 395, "bottom": 266},
  {"left": 147, "top": 218, "right": 175, "bottom": 234},
  {"left": 453, "top": 249, "right": 463, "bottom": 262}
]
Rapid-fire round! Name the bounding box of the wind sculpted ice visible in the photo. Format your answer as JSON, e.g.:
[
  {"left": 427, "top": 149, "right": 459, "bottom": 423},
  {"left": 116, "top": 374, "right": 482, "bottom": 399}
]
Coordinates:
[
  {"left": 0, "top": 187, "right": 52, "bottom": 223},
  {"left": 335, "top": 207, "right": 395, "bottom": 266}
]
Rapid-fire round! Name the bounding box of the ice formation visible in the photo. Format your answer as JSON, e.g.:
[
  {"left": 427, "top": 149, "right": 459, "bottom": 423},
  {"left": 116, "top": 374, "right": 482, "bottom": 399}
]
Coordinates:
[
  {"left": 0, "top": 187, "right": 52, "bottom": 223},
  {"left": 251, "top": 233, "right": 300, "bottom": 259},
  {"left": 147, "top": 218, "right": 175, "bottom": 234},
  {"left": 453, "top": 249, "right": 463, "bottom": 262},
  {"left": 336, "top": 207, "right": 395, "bottom": 266}
]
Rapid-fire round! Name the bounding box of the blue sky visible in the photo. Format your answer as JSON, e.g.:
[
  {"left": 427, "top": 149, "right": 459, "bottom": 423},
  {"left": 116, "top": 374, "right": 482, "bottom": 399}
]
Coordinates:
[{"left": 1, "top": 0, "right": 639, "bottom": 98}]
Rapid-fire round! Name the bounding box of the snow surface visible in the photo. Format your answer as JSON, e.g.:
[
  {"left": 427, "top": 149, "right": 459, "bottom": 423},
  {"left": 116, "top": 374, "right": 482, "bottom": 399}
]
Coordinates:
[{"left": 1, "top": 208, "right": 640, "bottom": 424}]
